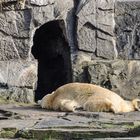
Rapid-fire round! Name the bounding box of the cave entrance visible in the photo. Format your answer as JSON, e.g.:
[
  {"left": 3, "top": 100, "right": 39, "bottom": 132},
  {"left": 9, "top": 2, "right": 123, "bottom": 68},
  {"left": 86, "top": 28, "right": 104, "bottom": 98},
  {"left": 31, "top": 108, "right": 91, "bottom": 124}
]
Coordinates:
[{"left": 32, "top": 20, "right": 72, "bottom": 102}]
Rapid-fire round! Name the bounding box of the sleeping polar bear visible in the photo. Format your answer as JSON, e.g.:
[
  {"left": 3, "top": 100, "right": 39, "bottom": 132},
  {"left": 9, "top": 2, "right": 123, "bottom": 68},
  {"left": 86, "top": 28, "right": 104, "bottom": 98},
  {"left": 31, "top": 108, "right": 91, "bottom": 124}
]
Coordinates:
[{"left": 40, "top": 83, "right": 140, "bottom": 113}]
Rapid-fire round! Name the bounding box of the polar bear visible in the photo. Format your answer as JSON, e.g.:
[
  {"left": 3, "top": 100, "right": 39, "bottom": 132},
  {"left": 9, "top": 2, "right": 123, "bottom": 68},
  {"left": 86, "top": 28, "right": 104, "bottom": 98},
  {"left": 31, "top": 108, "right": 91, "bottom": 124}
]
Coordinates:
[{"left": 40, "top": 83, "right": 140, "bottom": 113}]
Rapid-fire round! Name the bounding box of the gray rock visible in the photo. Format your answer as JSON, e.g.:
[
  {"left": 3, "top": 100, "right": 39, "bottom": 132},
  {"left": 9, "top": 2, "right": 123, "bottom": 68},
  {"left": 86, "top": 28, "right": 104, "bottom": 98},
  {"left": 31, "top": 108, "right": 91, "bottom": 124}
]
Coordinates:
[
  {"left": 9, "top": 87, "right": 35, "bottom": 103},
  {"left": 77, "top": 24, "right": 97, "bottom": 52},
  {"left": 0, "top": 61, "right": 37, "bottom": 103},
  {"left": 0, "top": 10, "right": 31, "bottom": 38},
  {"left": 0, "top": 61, "right": 10, "bottom": 84},
  {"left": 7, "top": 61, "right": 37, "bottom": 88},
  {"left": 13, "top": 39, "right": 30, "bottom": 59},
  {"left": 87, "top": 60, "right": 140, "bottom": 100},
  {"left": 0, "top": 86, "right": 35, "bottom": 103},
  {"left": 77, "top": 0, "right": 117, "bottom": 59},
  {"left": 76, "top": 0, "right": 96, "bottom": 52},
  {"left": 31, "top": 6, "right": 55, "bottom": 27},
  {"left": 0, "top": 37, "right": 20, "bottom": 61},
  {"left": 115, "top": 0, "right": 140, "bottom": 59},
  {"left": 0, "top": 0, "right": 74, "bottom": 103},
  {"left": 73, "top": 59, "right": 140, "bottom": 100},
  {"left": 30, "top": 0, "right": 54, "bottom": 6},
  {"left": 0, "top": 11, "right": 18, "bottom": 36}
]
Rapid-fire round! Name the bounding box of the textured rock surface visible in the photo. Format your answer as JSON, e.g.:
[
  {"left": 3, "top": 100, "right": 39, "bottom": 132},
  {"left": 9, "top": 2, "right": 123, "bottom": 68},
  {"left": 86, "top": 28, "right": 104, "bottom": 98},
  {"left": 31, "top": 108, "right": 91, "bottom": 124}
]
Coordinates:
[
  {"left": 0, "top": 104, "right": 140, "bottom": 139},
  {"left": 73, "top": 0, "right": 140, "bottom": 100},
  {"left": 76, "top": 0, "right": 117, "bottom": 59},
  {"left": 0, "top": 61, "right": 37, "bottom": 103},
  {"left": 73, "top": 60, "right": 140, "bottom": 100},
  {"left": 0, "top": 0, "right": 74, "bottom": 103},
  {"left": 115, "top": 0, "right": 140, "bottom": 59}
]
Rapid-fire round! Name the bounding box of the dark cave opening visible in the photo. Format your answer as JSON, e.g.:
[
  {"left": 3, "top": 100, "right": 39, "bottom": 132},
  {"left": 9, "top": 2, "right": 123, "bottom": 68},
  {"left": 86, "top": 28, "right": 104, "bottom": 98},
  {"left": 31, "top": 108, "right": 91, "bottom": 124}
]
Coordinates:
[{"left": 31, "top": 20, "right": 72, "bottom": 102}]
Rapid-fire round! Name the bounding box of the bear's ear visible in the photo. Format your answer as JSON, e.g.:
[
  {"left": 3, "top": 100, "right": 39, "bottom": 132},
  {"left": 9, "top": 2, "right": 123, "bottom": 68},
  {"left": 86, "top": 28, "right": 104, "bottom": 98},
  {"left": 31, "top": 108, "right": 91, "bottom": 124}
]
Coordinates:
[
  {"left": 37, "top": 100, "right": 42, "bottom": 105},
  {"left": 132, "top": 99, "right": 140, "bottom": 111}
]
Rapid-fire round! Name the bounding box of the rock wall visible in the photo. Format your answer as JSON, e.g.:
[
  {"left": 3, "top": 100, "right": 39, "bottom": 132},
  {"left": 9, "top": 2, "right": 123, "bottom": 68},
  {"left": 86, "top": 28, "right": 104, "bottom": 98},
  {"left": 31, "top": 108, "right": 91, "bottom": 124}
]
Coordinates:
[
  {"left": 73, "top": 0, "right": 140, "bottom": 100},
  {"left": 115, "top": 0, "right": 140, "bottom": 59},
  {"left": 0, "top": 0, "right": 140, "bottom": 102},
  {"left": 0, "top": 0, "right": 74, "bottom": 103}
]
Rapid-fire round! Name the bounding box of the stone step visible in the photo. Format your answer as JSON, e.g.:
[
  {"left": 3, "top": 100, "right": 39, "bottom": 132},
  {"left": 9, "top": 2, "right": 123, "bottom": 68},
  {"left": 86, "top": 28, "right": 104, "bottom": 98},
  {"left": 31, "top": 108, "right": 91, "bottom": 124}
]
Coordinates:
[{"left": 1, "top": 105, "right": 140, "bottom": 139}]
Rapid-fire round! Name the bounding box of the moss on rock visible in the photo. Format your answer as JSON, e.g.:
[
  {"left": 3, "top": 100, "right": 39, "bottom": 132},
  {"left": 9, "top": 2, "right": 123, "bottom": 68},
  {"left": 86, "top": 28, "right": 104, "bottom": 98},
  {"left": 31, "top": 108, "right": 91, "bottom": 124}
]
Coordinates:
[{"left": 0, "top": 128, "right": 17, "bottom": 138}]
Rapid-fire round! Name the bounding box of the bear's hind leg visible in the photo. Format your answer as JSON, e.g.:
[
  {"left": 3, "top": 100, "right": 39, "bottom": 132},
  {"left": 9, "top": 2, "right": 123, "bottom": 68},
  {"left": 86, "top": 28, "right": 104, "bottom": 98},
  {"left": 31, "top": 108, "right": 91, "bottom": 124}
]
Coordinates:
[
  {"left": 60, "top": 99, "right": 80, "bottom": 112},
  {"left": 84, "top": 98, "right": 112, "bottom": 112}
]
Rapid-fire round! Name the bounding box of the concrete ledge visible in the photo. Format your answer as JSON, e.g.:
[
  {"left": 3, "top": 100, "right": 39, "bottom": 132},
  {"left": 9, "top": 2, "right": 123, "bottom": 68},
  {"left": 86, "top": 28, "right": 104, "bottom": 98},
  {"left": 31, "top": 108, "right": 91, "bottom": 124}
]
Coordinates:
[{"left": 0, "top": 104, "right": 140, "bottom": 139}]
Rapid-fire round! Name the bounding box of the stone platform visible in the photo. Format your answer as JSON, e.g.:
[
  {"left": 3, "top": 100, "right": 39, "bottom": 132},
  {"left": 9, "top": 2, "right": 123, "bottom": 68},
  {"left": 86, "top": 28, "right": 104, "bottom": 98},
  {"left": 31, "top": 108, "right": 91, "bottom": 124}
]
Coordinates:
[{"left": 0, "top": 103, "right": 140, "bottom": 140}]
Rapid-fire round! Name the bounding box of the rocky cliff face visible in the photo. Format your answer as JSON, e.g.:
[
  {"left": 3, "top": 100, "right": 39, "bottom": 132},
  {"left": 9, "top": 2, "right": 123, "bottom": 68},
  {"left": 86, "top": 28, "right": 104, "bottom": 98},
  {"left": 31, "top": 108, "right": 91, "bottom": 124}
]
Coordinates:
[
  {"left": 0, "top": 0, "right": 140, "bottom": 102},
  {"left": 0, "top": 0, "right": 74, "bottom": 102},
  {"left": 73, "top": 0, "right": 140, "bottom": 100}
]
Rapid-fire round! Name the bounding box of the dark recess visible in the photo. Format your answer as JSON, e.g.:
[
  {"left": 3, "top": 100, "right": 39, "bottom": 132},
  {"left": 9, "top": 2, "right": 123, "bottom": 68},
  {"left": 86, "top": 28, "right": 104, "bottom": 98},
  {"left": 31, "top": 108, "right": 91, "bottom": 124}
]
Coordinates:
[{"left": 32, "top": 20, "right": 72, "bottom": 102}]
